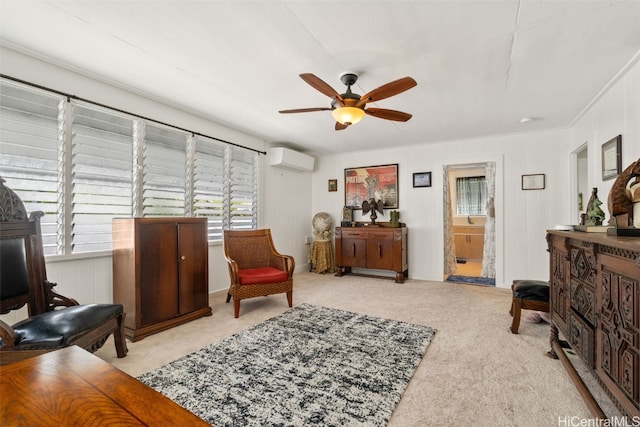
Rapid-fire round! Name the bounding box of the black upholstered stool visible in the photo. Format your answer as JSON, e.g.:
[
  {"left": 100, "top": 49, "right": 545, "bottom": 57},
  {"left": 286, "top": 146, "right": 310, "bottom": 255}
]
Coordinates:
[{"left": 509, "top": 279, "right": 550, "bottom": 334}]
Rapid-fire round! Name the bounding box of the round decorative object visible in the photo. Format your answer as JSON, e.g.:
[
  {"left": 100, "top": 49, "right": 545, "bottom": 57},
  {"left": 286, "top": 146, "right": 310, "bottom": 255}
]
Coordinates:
[{"left": 312, "top": 212, "right": 332, "bottom": 241}]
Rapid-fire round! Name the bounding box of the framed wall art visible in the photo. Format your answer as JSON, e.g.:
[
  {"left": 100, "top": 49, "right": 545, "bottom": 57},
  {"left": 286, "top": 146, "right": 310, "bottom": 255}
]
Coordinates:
[
  {"left": 601, "top": 135, "right": 622, "bottom": 181},
  {"left": 413, "top": 172, "right": 432, "bottom": 188},
  {"left": 344, "top": 163, "right": 398, "bottom": 209},
  {"left": 328, "top": 179, "right": 338, "bottom": 192},
  {"left": 521, "top": 173, "right": 545, "bottom": 190}
]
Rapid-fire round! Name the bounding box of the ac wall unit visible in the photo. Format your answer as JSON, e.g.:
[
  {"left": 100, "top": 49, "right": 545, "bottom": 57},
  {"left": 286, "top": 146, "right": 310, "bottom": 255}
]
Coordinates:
[{"left": 269, "top": 147, "right": 315, "bottom": 172}]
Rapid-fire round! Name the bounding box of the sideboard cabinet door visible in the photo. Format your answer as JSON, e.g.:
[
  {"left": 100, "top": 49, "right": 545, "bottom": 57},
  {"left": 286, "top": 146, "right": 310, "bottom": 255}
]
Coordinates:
[{"left": 596, "top": 253, "right": 639, "bottom": 417}]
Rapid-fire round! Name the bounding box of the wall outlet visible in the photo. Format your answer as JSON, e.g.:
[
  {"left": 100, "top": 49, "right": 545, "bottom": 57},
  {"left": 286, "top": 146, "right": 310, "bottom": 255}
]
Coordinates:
[{"left": 304, "top": 236, "right": 312, "bottom": 244}]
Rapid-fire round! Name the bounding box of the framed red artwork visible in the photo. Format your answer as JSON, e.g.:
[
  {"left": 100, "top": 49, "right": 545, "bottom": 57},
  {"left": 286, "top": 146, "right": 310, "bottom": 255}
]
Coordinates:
[{"left": 344, "top": 163, "right": 398, "bottom": 209}]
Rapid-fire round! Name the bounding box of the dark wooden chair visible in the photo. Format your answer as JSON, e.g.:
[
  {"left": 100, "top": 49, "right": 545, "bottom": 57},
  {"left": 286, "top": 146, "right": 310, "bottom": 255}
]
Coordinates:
[
  {"left": 0, "top": 178, "right": 128, "bottom": 365},
  {"left": 509, "top": 279, "right": 550, "bottom": 334},
  {"left": 223, "top": 229, "right": 295, "bottom": 318}
]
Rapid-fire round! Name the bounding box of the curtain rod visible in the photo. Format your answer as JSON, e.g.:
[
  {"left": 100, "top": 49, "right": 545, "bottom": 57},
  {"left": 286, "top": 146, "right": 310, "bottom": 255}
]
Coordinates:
[{"left": 0, "top": 74, "right": 267, "bottom": 155}]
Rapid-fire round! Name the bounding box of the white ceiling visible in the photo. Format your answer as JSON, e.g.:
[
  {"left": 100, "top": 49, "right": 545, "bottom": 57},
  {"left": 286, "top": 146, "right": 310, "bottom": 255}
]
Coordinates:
[{"left": 2, "top": 1, "right": 640, "bottom": 155}]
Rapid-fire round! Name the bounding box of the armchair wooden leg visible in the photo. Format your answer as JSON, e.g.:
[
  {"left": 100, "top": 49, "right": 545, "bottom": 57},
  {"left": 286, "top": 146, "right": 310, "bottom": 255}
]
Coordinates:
[
  {"left": 234, "top": 299, "right": 240, "bottom": 319},
  {"left": 226, "top": 292, "right": 232, "bottom": 303},
  {"left": 510, "top": 298, "right": 522, "bottom": 334},
  {"left": 286, "top": 291, "right": 293, "bottom": 308},
  {"left": 114, "top": 313, "right": 128, "bottom": 358}
]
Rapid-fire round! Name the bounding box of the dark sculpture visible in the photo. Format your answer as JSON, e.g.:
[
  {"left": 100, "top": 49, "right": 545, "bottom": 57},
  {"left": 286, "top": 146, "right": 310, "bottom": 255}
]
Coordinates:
[
  {"left": 607, "top": 157, "right": 640, "bottom": 227},
  {"left": 362, "top": 198, "right": 384, "bottom": 225}
]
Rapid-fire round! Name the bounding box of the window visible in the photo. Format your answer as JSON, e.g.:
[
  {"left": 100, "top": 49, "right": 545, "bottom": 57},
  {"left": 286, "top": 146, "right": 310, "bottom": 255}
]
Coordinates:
[
  {"left": 0, "top": 82, "right": 60, "bottom": 254},
  {"left": 72, "top": 103, "right": 134, "bottom": 253},
  {"left": 456, "top": 176, "right": 487, "bottom": 216},
  {"left": 229, "top": 147, "right": 258, "bottom": 230},
  {"left": 143, "top": 124, "right": 186, "bottom": 216},
  {"left": 0, "top": 79, "right": 260, "bottom": 255},
  {"left": 194, "top": 138, "right": 225, "bottom": 240}
]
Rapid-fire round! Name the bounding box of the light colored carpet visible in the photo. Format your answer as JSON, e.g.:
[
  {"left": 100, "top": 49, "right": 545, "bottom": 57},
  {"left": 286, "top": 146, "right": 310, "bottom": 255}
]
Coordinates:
[
  {"left": 96, "top": 272, "right": 619, "bottom": 426},
  {"left": 138, "top": 303, "right": 436, "bottom": 426}
]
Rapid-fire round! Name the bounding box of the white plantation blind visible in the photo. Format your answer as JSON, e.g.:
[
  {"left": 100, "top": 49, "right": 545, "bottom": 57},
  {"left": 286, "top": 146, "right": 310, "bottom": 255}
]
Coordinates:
[
  {"left": 71, "top": 104, "right": 133, "bottom": 252},
  {"left": 1, "top": 78, "right": 261, "bottom": 255},
  {"left": 229, "top": 147, "right": 258, "bottom": 230},
  {"left": 0, "top": 82, "right": 61, "bottom": 254},
  {"left": 143, "top": 125, "right": 187, "bottom": 216},
  {"left": 194, "top": 138, "right": 225, "bottom": 240}
]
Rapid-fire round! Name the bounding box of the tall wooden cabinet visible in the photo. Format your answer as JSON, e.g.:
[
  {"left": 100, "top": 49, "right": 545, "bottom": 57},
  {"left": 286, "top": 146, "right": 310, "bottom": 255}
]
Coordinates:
[
  {"left": 334, "top": 224, "right": 408, "bottom": 283},
  {"left": 112, "top": 217, "right": 212, "bottom": 341},
  {"left": 547, "top": 230, "right": 639, "bottom": 418}
]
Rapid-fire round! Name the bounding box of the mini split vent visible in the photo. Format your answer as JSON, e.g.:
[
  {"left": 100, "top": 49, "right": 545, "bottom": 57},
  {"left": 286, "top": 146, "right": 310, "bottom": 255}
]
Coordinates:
[{"left": 269, "top": 147, "right": 315, "bottom": 172}]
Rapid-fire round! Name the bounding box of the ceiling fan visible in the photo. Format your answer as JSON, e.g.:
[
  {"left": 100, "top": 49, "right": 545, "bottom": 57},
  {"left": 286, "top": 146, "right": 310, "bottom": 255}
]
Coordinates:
[{"left": 279, "top": 73, "right": 417, "bottom": 131}]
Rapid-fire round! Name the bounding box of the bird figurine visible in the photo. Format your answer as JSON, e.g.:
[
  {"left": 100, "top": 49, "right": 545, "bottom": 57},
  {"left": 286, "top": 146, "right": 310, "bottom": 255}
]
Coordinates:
[{"left": 362, "top": 198, "right": 384, "bottom": 225}]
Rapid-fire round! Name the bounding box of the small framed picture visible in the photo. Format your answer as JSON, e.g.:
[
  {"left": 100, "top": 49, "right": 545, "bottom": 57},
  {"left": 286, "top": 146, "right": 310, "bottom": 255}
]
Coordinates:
[
  {"left": 342, "top": 206, "right": 353, "bottom": 222},
  {"left": 328, "top": 179, "right": 338, "bottom": 192},
  {"left": 522, "top": 174, "right": 545, "bottom": 190},
  {"left": 601, "top": 135, "right": 622, "bottom": 181},
  {"left": 413, "top": 172, "right": 432, "bottom": 188}
]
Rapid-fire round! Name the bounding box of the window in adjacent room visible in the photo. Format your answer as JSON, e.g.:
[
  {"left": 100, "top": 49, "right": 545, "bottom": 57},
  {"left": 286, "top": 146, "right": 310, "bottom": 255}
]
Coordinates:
[{"left": 456, "top": 176, "right": 487, "bottom": 216}]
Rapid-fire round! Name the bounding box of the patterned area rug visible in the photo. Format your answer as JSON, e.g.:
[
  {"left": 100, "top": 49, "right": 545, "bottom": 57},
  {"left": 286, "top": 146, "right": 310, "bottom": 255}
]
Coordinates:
[
  {"left": 138, "top": 303, "right": 436, "bottom": 426},
  {"left": 446, "top": 275, "right": 495, "bottom": 286}
]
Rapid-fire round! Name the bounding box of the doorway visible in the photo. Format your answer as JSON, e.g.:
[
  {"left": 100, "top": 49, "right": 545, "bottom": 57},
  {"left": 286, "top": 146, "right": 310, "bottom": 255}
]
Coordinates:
[
  {"left": 443, "top": 162, "right": 496, "bottom": 285},
  {"left": 574, "top": 143, "right": 589, "bottom": 224}
]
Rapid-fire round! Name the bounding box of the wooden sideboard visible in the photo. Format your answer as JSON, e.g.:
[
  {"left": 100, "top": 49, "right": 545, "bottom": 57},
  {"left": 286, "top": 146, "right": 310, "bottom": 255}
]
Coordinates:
[
  {"left": 112, "top": 217, "right": 212, "bottom": 341},
  {"left": 547, "top": 230, "right": 639, "bottom": 418},
  {"left": 335, "top": 225, "right": 408, "bottom": 283}
]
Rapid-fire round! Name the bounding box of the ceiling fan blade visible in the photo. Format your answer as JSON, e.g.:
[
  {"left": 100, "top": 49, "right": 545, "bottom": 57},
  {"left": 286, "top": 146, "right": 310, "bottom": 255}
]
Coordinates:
[
  {"left": 335, "top": 121, "right": 348, "bottom": 131},
  {"left": 279, "top": 107, "right": 332, "bottom": 114},
  {"left": 365, "top": 108, "right": 413, "bottom": 122},
  {"left": 356, "top": 77, "right": 417, "bottom": 107},
  {"left": 300, "top": 73, "right": 343, "bottom": 102}
]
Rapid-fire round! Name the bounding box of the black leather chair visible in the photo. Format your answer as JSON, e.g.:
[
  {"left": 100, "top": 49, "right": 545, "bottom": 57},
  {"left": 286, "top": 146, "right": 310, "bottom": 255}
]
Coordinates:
[
  {"left": 0, "top": 177, "right": 128, "bottom": 364},
  {"left": 509, "top": 279, "right": 550, "bottom": 334}
]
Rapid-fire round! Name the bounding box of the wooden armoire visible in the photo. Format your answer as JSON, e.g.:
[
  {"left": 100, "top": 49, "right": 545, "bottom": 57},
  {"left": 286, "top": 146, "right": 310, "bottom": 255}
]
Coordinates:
[{"left": 112, "top": 217, "right": 212, "bottom": 341}]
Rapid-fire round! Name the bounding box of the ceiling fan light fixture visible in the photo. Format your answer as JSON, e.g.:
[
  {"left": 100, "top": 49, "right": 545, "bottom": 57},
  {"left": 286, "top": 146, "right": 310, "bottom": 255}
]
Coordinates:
[{"left": 332, "top": 106, "right": 365, "bottom": 125}]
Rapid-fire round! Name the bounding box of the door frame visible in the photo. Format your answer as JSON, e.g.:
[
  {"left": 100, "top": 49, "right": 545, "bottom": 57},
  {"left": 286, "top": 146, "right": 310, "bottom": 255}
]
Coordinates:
[{"left": 443, "top": 159, "right": 502, "bottom": 285}]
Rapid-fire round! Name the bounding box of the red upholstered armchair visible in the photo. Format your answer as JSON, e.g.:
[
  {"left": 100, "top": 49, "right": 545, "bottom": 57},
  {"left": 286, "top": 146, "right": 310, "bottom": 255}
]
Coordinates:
[{"left": 223, "top": 229, "right": 295, "bottom": 318}]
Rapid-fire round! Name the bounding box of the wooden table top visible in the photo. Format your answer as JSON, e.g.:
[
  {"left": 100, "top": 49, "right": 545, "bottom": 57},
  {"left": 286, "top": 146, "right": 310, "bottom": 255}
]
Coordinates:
[{"left": 0, "top": 346, "right": 210, "bottom": 426}]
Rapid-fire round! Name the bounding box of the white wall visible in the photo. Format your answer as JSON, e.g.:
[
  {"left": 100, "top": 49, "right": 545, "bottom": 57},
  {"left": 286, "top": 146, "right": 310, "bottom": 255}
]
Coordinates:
[
  {"left": 570, "top": 57, "right": 640, "bottom": 208},
  {"left": 262, "top": 150, "right": 314, "bottom": 272},
  {"left": 312, "top": 128, "right": 572, "bottom": 288}
]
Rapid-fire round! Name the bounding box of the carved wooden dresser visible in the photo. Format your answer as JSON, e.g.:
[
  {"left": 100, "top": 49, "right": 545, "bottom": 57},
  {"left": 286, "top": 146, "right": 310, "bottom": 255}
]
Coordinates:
[
  {"left": 547, "top": 230, "right": 639, "bottom": 418},
  {"left": 335, "top": 224, "right": 408, "bottom": 283}
]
